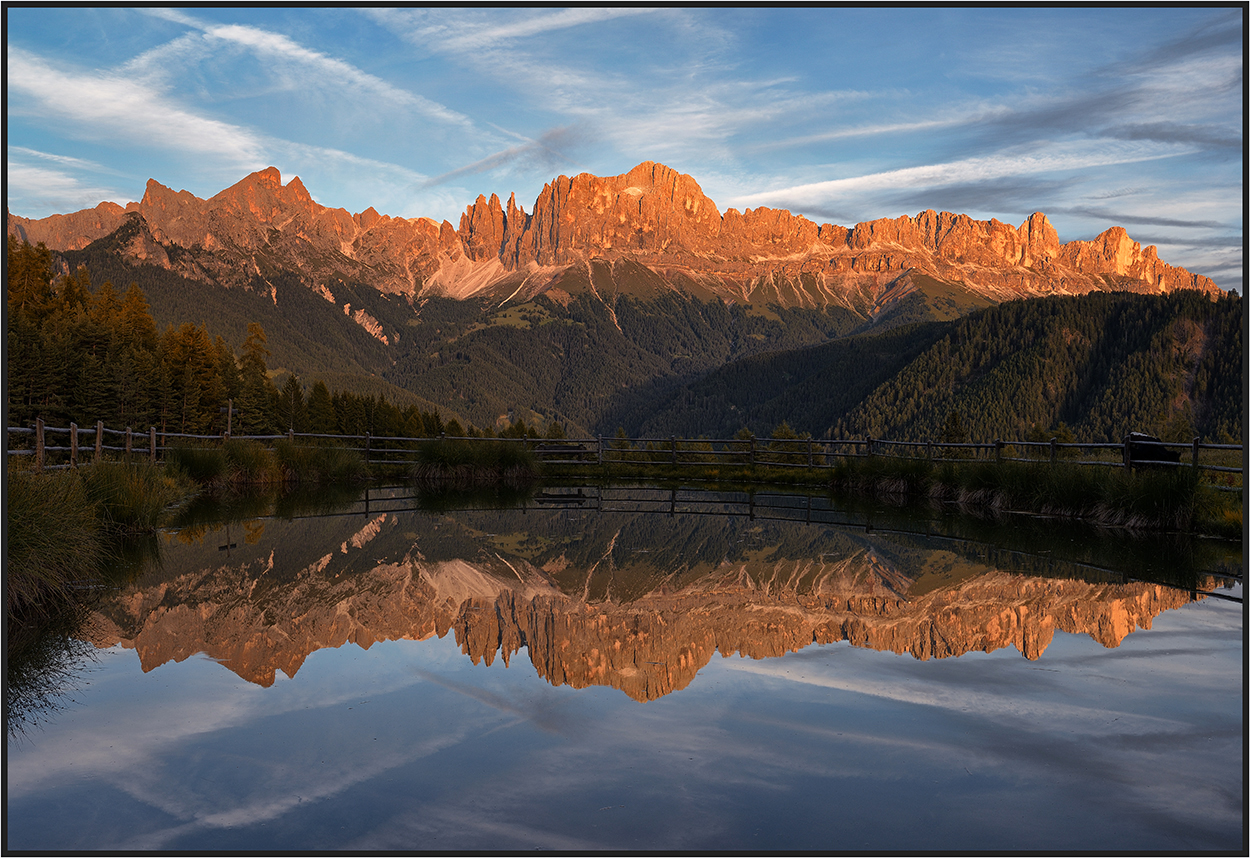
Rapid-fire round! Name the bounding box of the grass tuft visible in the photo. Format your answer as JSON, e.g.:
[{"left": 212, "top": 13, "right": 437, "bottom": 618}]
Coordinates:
[
  {"left": 273, "top": 439, "right": 366, "bottom": 483},
  {"left": 79, "top": 460, "right": 187, "bottom": 533},
  {"left": 222, "top": 438, "right": 278, "bottom": 483},
  {"left": 412, "top": 438, "right": 538, "bottom": 485},
  {"left": 6, "top": 467, "right": 102, "bottom": 619},
  {"left": 165, "top": 443, "right": 228, "bottom": 484}
]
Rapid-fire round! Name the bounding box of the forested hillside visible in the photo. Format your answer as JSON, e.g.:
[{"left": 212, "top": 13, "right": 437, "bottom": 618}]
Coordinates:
[
  {"left": 614, "top": 321, "right": 950, "bottom": 438},
  {"left": 60, "top": 228, "right": 404, "bottom": 383},
  {"left": 385, "top": 288, "right": 860, "bottom": 434},
  {"left": 631, "top": 290, "right": 1243, "bottom": 443},
  {"left": 6, "top": 237, "right": 461, "bottom": 438},
  {"left": 12, "top": 234, "right": 1240, "bottom": 445},
  {"left": 58, "top": 232, "right": 862, "bottom": 434},
  {"left": 840, "top": 290, "right": 1242, "bottom": 443}
]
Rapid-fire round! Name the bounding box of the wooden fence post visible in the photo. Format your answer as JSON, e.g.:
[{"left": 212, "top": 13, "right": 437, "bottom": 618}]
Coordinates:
[
  {"left": 365, "top": 432, "right": 371, "bottom": 465},
  {"left": 926, "top": 439, "right": 933, "bottom": 461},
  {"left": 1192, "top": 436, "right": 1200, "bottom": 470},
  {"left": 149, "top": 427, "right": 157, "bottom": 464},
  {"left": 35, "top": 417, "right": 45, "bottom": 473},
  {"left": 126, "top": 426, "right": 133, "bottom": 456},
  {"left": 95, "top": 421, "right": 103, "bottom": 463},
  {"left": 70, "top": 421, "right": 78, "bottom": 468},
  {"left": 866, "top": 436, "right": 873, "bottom": 457},
  {"left": 597, "top": 435, "right": 602, "bottom": 465},
  {"left": 225, "top": 398, "right": 232, "bottom": 439},
  {"left": 671, "top": 435, "right": 677, "bottom": 464},
  {"left": 1123, "top": 435, "right": 1132, "bottom": 470},
  {"left": 1049, "top": 437, "right": 1057, "bottom": 466},
  {"left": 749, "top": 437, "right": 756, "bottom": 464},
  {"left": 994, "top": 439, "right": 1002, "bottom": 464},
  {"left": 807, "top": 438, "right": 813, "bottom": 467}
]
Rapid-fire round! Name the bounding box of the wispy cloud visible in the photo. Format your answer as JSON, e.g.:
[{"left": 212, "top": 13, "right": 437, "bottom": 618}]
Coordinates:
[
  {"left": 370, "top": 8, "right": 858, "bottom": 168},
  {"left": 1101, "top": 121, "right": 1242, "bottom": 151},
  {"left": 370, "top": 7, "right": 661, "bottom": 54},
  {"left": 731, "top": 141, "right": 1195, "bottom": 211},
  {"left": 422, "top": 126, "right": 589, "bottom": 189},
  {"left": 7, "top": 47, "right": 266, "bottom": 168},
  {"left": 873, "top": 176, "right": 1078, "bottom": 222},
  {"left": 130, "top": 11, "right": 473, "bottom": 128},
  {"left": 749, "top": 114, "right": 985, "bottom": 153},
  {"left": 6, "top": 161, "right": 130, "bottom": 213},
  {"left": 410, "top": 668, "right": 589, "bottom": 737},
  {"left": 1049, "top": 207, "right": 1228, "bottom": 231},
  {"left": 1106, "top": 11, "right": 1243, "bottom": 74},
  {"left": 7, "top": 146, "right": 122, "bottom": 175},
  {"left": 274, "top": 140, "right": 429, "bottom": 187}
]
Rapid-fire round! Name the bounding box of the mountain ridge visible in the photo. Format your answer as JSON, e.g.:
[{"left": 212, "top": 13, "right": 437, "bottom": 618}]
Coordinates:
[
  {"left": 8, "top": 163, "right": 1228, "bottom": 436},
  {"left": 7, "top": 161, "right": 1220, "bottom": 320}
]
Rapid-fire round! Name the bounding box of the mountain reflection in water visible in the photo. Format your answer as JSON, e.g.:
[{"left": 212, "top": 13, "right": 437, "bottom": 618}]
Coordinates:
[{"left": 87, "top": 486, "right": 1238, "bottom": 701}]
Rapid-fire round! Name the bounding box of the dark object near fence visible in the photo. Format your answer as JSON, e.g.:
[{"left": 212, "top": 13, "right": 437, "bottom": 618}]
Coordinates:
[{"left": 1124, "top": 433, "right": 1181, "bottom": 469}]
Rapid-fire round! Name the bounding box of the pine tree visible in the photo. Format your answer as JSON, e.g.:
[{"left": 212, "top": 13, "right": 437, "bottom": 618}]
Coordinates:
[
  {"left": 276, "top": 374, "right": 307, "bottom": 432},
  {"left": 306, "top": 380, "right": 337, "bottom": 434}
]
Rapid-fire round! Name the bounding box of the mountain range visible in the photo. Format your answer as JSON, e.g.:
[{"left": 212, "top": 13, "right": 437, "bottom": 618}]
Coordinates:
[
  {"left": 7, "top": 163, "right": 1230, "bottom": 437},
  {"left": 8, "top": 161, "right": 1218, "bottom": 310},
  {"left": 86, "top": 501, "right": 1225, "bottom": 700}
]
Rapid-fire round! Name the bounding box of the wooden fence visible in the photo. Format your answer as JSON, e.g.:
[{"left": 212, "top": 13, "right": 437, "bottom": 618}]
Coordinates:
[{"left": 6, "top": 419, "right": 1243, "bottom": 487}]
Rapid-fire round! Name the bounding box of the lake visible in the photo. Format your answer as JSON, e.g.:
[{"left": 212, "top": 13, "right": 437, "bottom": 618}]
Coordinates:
[{"left": 6, "top": 484, "right": 1243, "bottom": 852}]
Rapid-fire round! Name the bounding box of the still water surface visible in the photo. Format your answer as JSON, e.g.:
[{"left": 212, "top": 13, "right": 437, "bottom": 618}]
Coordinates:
[{"left": 6, "top": 485, "right": 1243, "bottom": 851}]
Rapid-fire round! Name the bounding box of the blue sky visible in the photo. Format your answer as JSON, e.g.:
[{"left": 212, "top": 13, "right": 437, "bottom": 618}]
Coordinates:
[{"left": 6, "top": 7, "right": 1243, "bottom": 291}]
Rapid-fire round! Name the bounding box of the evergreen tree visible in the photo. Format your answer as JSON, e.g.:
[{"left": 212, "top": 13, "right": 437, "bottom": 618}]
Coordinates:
[
  {"left": 276, "top": 374, "right": 307, "bottom": 432},
  {"left": 119, "top": 283, "right": 159, "bottom": 352},
  {"left": 306, "top": 380, "right": 337, "bottom": 433}
]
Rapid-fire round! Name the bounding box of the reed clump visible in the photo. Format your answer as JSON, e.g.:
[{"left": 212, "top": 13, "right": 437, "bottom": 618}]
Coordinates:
[
  {"left": 79, "top": 460, "right": 187, "bottom": 533},
  {"left": 164, "top": 442, "right": 229, "bottom": 484},
  {"left": 411, "top": 438, "right": 538, "bottom": 486},
  {"left": 272, "top": 438, "right": 367, "bottom": 483},
  {"left": 167, "top": 439, "right": 366, "bottom": 487},
  {"left": 831, "top": 455, "right": 931, "bottom": 497},
  {"left": 827, "top": 455, "right": 1219, "bottom": 531},
  {"left": 222, "top": 438, "right": 279, "bottom": 483},
  {"left": 6, "top": 466, "right": 102, "bottom": 620},
  {"left": 7, "top": 459, "right": 185, "bottom": 622}
]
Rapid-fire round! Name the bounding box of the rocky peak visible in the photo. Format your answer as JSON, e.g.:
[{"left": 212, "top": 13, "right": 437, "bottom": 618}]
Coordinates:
[
  {"left": 5, "top": 201, "right": 127, "bottom": 251},
  {"left": 211, "top": 167, "right": 304, "bottom": 222},
  {"left": 7, "top": 161, "right": 1222, "bottom": 307},
  {"left": 1019, "top": 212, "right": 1060, "bottom": 264},
  {"left": 459, "top": 192, "right": 506, "bottom": 261},
  {"left": 285, "top": 175, "right": 313, "bottom": 205},
  {"left": 354, "top": 206, "right": 383, "bottom": 230}
]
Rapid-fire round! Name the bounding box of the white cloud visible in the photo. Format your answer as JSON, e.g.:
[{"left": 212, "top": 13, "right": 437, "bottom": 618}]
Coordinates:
[
  {"left": 125, "top": 13, "right": 474, "bottom": 128},
  {"left": 730, "top": 140, "right": 1198, "bottom": 210},
  {"left": 371, "top": 8, "right": 661, "bottom": 54},
  {"left": 750, "top": 118, "right": 972, "bottom": 153},
  {"left": 272, "top": 140, "right": 429, "bottom": 187},
  {"left": 7, "top": 47, "right": 267, "bottom": 169},
  {"left": 7, "top": 146, "right": 118, "bottom": 174},
  {"left": 201, "top": 23, "right": 473, "bottom": 127},
  {"left": 6, "top": 161, "right": 131, "bottom": 213}
]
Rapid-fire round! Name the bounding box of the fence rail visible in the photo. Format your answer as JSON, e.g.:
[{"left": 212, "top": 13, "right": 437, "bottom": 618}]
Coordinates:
[{"left": 6, "top": 419, "right": 1244, "bottom": 486}]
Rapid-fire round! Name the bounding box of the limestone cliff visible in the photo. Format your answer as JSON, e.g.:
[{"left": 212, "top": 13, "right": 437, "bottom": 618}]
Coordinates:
[{"left": 8, "top": 162, "right": 1220, "bottom": 318}]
